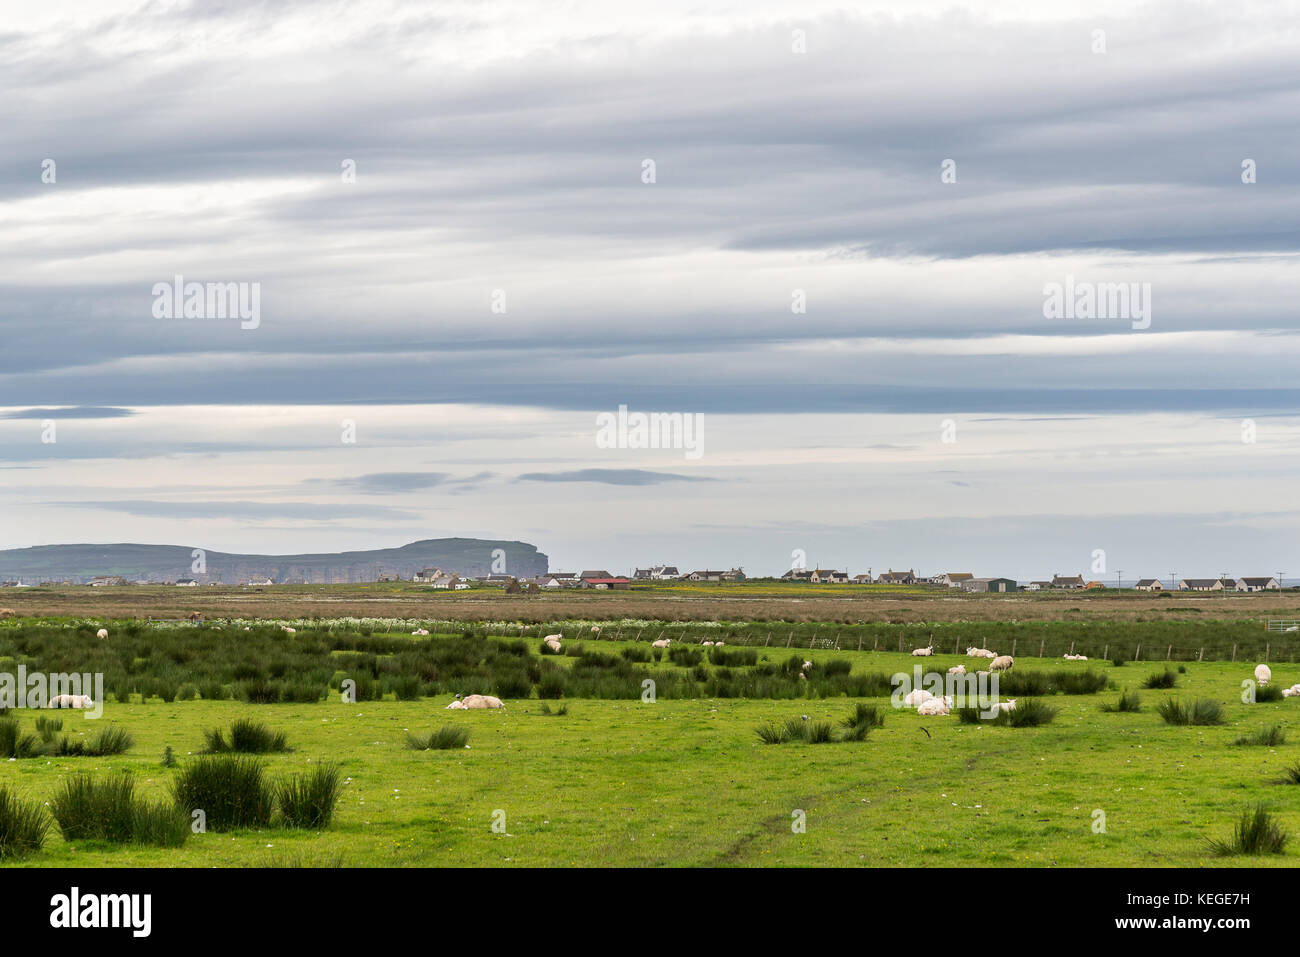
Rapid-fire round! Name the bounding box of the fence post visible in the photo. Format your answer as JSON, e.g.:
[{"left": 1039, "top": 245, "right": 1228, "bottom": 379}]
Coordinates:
[
  {"left": 857, "top": 635, "right": 863, "bottom": 651},
  {"left": 765, "top": 633, "right": 771, "bottom": 646},
  {"left": 1135, "top": 644, "right": 1141, "bottom": 661},
  {"left": 1166, "top": 645, "right": 1171, "bottom": 661},
  {"left": 898, "top": 636, "right": 904, "bottom": 652},
  {"left": 786, "top": 632, "right": 792, "bottom": 647},
  {"left": 1232, "top": 643, "right": 1237, "bottom": 662},
  {"left": 1069, "top": 640, "right": 1074, "bottom": 655},
  {"left": 1011, "top": 638, "right": 1017, "bottom": 657},
  {"left": 1040, "top": 638, "right": 1045, "bottom": 658},
  {"left": 873, "top": 636, "right": 879, "bottom": 652},
  {"left": 1103, "top": 644, "right": 1108, "bottom": 660},
  {"left": 1266, "top": 642, "right": 1270, "bottom": 662},
  {"left": 1198, "top": 647, "right": 1204, "bottom": 662}
]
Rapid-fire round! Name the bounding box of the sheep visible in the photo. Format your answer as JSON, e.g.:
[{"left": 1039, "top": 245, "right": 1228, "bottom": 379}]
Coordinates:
[
  {"left": 966, "top": 647, "right": 996, "bottom": 658},
  {"left": 48, "top": 694, "right": 94, "bottom": 709},
  {"left": 446, "top": 699, "right": 467, "bottom": 710},
  {"left": 714, "top": 640, "right": 725, "bottom": 646},
  {"left": 801, "top": 660, "right": 813, "bottom": 672},
  {"left": 903, "top": 688, "right": 934, "bottom": 708},
  {"left": 1255, "top": 664, "right": 1272, "bottom": 686},
  {"left": 543, "top": 636, "right": 562, "bottom": 653},
  {"left": 591, "top": 626, "right": 601, "bottom": 637},
  {"left": 281, "top": 626, "right": 296, "bottom": 634},
  {"left": 1283, "top": 687, "right": 1300, "bottom": 698},
  {"left": 0, "top": 608, "right": 17, "bottom": 619},
  {"left": 702, "top": 640, "right": 714, "bottom": 646},
  {"left": 911, "top": 646, "right": 934, "bottom": 657},
  {"left": 96, "top": 628, "right": 108, "bottom": 640},
  {"left": 989, "top": 655, "right": 1014, "bottom": 673},
  {"left": 917, "top": 696, "right": 950, "bottom": 716},
  {"left": 651, "top": 639, "right": 671, "bottom": 649},
  {"left": 997, "top": 698, "right": 1018, "bottom": 713},
  {"left": 411, "top": 628, "right": 429, "bottom": 636},
  {"left": 460, "top": 694, "right": 504, "bottom": 709},
  {"left": 947, "top": 665, "right": 966, "bottom": 675}
]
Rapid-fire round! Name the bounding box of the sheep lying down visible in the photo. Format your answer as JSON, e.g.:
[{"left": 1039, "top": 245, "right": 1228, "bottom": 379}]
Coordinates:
[{"left": 446, "top": 694, "right": 505, "bottom": 710}]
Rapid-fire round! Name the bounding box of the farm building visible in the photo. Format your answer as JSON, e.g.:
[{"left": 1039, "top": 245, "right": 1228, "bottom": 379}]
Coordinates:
[
  {"left": 1135, "top": 578, "right": 1163, "bottom": 591},
  {"left": 634, "top": 565, "right": 680, "bottom": 580},
  {"left": 1052, "top": 574, "right": 1085, "bottom": 588},
  {"left": 1023, "top": 581, "right": 1051, "bottom": 591},
  {"left": 1179, "top": 578, "right": 1233, "bottom": 591},
  {"left": 960, "top": 577, "right": 1018, "bottom": 593},
  {"left": 581, "top": 576, "right": 630, "bottom": 590},
  {"left": 933, "top": 572, "right": 973, "bottom": 587}
]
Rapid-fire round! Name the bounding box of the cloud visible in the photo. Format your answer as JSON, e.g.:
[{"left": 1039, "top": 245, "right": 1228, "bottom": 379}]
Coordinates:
[
  {"left": 516, "top": 468, "right": 716, "bottom": 486},
  {"left": 54, "top": 500, "right": 422, "bottom": 521},
  {"left": 0, "top": 406, "right": 135, "bottom": 419}
]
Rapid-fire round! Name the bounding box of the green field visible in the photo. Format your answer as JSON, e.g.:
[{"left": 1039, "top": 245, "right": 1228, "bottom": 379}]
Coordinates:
[{"left": 3, "top": 623, "right": 1299, "bottom": 867}]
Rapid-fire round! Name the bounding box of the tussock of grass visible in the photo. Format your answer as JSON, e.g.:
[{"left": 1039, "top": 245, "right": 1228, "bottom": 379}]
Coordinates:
[
  {"left": 1207, "top": 805, "right": 1288, "bottom": 856},
  {"left": 277, "top": 763, "right": 341, "bottom": 829},
  {"left": 1281, "top": 762, "right": 1300, "bottom": 785},
  {"left": 956, "top": 699, "right": 1057, "bottom": 727},
  {"left": 0, "top": 787, "right": 49, "bottom": 859},
  {"left": 539, "top": 702, "right": 569, "bottom": 716},
  {"left": 405, "top": 725, "right": 469, "bottom": 750},
  {"left": 1254, "top": 683, "right": 1283, "bottom": 703},
  {"left": 1158, "top": 698, "right": 1225, "bottom": 726},
  {"left": 1101, "top": 689, "right": 1142, "bottom": 713},
  {"left": 172, "top": 755, "right": 274, "bottom": 831},
  {"left": 1233, "top": 725, "right": 1286, "bottom": 747},
  {"left": 50, "top": 773, "right": 187, "bottom": 846},
  {"left": 203, "top": 718, "right": 289, "bottom": 754},
  {"left": 1144, "top": 668, "right": 1178, "bottom": 689}
]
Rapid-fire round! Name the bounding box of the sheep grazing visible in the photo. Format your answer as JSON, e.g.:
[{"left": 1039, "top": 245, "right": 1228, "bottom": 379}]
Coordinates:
[
  {"left": 947, "top": 665, "right": 966, "bottom": 675},
  {"left": 411, "top": 628, "right": 430, "bottom": 636},
  {"left": 701, "top": 640, "right": 714, "bottom": 646},
  {"left": 96, "top": 628, "right": 109, "bottom": 640},
  {"left": 997, "top": 699, "right": 1018, "bottom": 713},
  {"left": 1255, "top": 664, "right": 1272, "bottom": 686},
  {"left": 989, "top": 655, "right": 1014, "bottom": 673},
  {"left": 911, "top": 646, "right": 934, "bottom": 657},
  {"left": 903, "top": 688, "right": 935, "bottom": 708},
  {"left": 48, "top": 694, "right": 94, "bottom": 709},
  {"left": 651, "top": 638, "right": 671, "bottom": 649}
]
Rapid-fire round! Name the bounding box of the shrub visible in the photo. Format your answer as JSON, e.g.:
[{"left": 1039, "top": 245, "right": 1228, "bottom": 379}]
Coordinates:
[
  {"left": 539, "top": 702, "right": 569, "bottom": 716},
  {"left": 130, "top": 800, "right": 190, "bottom": 847},
  {"left": 0, "top": 787, "right": 48, "bottom": 859},
  {"left": 0, "top": 717, "right": 40, "bottom": 759},
  {"left": 1158, "top": 698, "right": 1225, "bottom": 726},
  {"left": 755, "top": 721, "right": 791, "bottom": 745},
  {"left": 85, "top": 725, "right": 134, "bottom": 756},
  {"left": 1207, "top": 806, "right": 1288, "bottom": 856},
  {"left": 277, "top": 763, "right": 341, "bottom": 829},
  {"left": 1101, "top": 689, "right": 1142, "bottom": 713},
  {"left": 1254, "top": 683, "right": 1283, "bottom": 703},
  {"left": 50, "top": 773, "right": 137, "bottom": 843},
  {"left": 958, "top": 699, "right": 1057, "bottom": 727},
  {"left": 1144, "top": 668, "right": 1178, "bottom": 689},
  {"left": 172, "top": 756, "right": 275, "bottom": 831},
  {"left": 1282, "top": 762, "right": 1300, "bottom": 785},
  {"left": 34, "top": 716, "right": 63, "bottom": 743},
  {"left": 203, "top": 718, "right": 289, "bottom": 754},
  {"left": 405, "top": 725, "right": 469, "bottom": 750},
  {"left": 1234, "top": 725, "right": 1286, "bottom": 747}
]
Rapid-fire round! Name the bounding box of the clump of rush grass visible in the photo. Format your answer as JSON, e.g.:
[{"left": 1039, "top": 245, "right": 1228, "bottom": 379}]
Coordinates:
[
  {"left": 1281, "top": 762, "right": 1300, "bottom": 785},
  {"left": 1254, "top": 683, "right": 1283, "bottom": 703},
  {"left": 405, "top": 725, "right": 469, "bottom": 751},
  {"left": 172, "top": 755, "right": 274, "bottom": 831},
  {"left": 539, "top": 702, "right": 569, "bottom": 716},
  {"left": 276, "top": 763, "right": 342, "bottom": 830},
  {"left": 1101, "top": 689, "right": 1142, "bottom": 713},
  {"left": 1206, "top": 805, "right": 1288, "bottom": 857},
  {"left": 202, "top": 718, "right": 289, "bottom": 754},
  {"left": 1158, "top": 698, "right": 1225, "bottom": 726},
  {"left": 956, "top": 699, "right": 1057, "bottom": 727},
  {"left": 0, "top": 787, "right": 49, "bottom": 860},
  {"left": 1233, "top": 725, "right": 1286, "bottom": 747},
  {"left": 49, "top": 772, "right": 187, "bottom": 846},
  {"left": 1143, "top": 668, "right": 1178, "bottom": 689}
]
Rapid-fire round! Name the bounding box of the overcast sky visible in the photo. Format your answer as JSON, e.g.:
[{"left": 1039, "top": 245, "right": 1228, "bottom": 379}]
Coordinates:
[{"left": 2, "top": 0, "right": 1298, "bottom": 580}]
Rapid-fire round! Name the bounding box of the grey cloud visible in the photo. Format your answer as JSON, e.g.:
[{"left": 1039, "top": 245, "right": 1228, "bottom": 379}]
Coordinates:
[{"left": 517, "top": 469, "right": 717, "bottom": 486}]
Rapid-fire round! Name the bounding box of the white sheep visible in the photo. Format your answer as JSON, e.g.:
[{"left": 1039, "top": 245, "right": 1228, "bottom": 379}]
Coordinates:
[
  {"left": 801, "top": 660, "right": 813, "bottom": 672},
  {"left": 411, "top": 628, "right": 429, "bottom": 636},
  {"left": 1283, "top": 687, "right": 1299, "bottom": 698},
  {"left": 715, "top": 640, "right": 725, "bottom": 646},
  {"left": 966, "top": 647, "right": 996, "bottom": 658},
  {"left": 1255, "top": 664, "right": 1272, "bottom": 686},
  {"left": 997, "top": 698, "right": 1018, "bottom": 713},
  {"left": 903, "top": 688, "right": 935, "bottom": 708},
  {"left": 651, "top": 639, "right": 671, "bottom": 649},
  {"left": 96, "top": 628, "right": 108, "bottom": 640},
  {"left": 282, "top": 626, "right": 296, "bottom": 634},
  {"left": 917, "top": 696, "right": 950, "bottom": 716},
  {"left": 989, "top": 655, "right": 1014, "bottom": 672},
  {"left": 911, "top": 646, "right": 934, "bottom": 657},
  {"left": 947, "top": 665, "right": 966, "bottom": 675},
  {"left": 446, "top": 699, "right": 467, "bottom": 710},
  {"left": 48, "top": 694, "right": 94, "bottom": 709},
  {"left": 702, "top": 640, "right": 714, "bottom": 646},
  {"left": 461, "top": 693, "right": 504, "bottom": 709}
]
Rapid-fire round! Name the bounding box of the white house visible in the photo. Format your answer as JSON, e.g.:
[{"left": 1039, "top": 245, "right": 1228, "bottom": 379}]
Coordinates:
[{"left": 1237, "top": 577, "right": 1280, "bottom": 592}]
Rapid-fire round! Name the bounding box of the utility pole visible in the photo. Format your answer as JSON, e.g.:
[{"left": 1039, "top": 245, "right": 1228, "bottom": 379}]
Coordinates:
[
  {"left": 1170, "top": 571, "right": 1177, "bottom": 591},
  {"left": 1278, "top": 571, "right": 1286, "bottom": 591},
  {"left": 1116, "top": 570, "right": 1123, "bottom": 590}
]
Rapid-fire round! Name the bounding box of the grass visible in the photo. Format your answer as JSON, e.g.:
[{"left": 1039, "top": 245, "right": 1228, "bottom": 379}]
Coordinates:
[
  {"left": 2, "top": 635, "right": 1300, "bottom": 866},
  {"left": 203, "top": 718, "right": 290, "bottom": 754},
  {"left": 171, "top": 755, "right": 275, "bottom": 831},
  {"left": 1101, "top": 689, "right": 1142, "bottom": 713},
  {"left": 277, "top": 763, "right": 342, "bottom": 830},
  {"left": 957, "top": 698, "right": 1058, "bottom": 727},
  {"left": 404, "top": 725, "right": 470, "bottom": 750},
  {"left": 1233, "top": 725, "right": 1286, "bottom": 747},
  {"left": 1157, "top": 698, "right": 1226, "bottom": 726},
  {"left": 0, "top": 787, "right": 49, "bottom": 859},
  {"left": 1144, "top": 668, "right": 1178, "bottom": 689},
  {"left": 1206, "top": 806, "right": 1288, "bottom": 856},
  {"left": 49, "top": 773, "right": 187, "bottom": 846}
]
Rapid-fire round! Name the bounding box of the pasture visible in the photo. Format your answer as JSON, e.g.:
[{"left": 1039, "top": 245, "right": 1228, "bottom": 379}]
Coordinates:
[{"left": 2, "top": 615, "right": 1300, "bottom": 867}]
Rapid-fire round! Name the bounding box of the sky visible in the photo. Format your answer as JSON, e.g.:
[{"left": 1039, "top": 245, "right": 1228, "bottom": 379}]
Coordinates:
[{"left": 2, "top": 0, "right": 1299, "bottom": 580}]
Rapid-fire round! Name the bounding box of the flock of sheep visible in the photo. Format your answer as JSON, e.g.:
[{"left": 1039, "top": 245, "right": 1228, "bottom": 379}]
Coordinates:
[{"left": 1255, "top": 664, "right": 1300, "bottom": 698}]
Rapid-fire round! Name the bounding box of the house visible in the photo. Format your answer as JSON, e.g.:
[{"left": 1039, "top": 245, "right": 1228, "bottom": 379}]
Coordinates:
[
  {"left": 1085, "top": 580, "right": 1106, "bottom": 590},
  {"left": 412, "top": 567, "right": 446, "bottom": 583},
  {"left": 1134, "top": 579, "right": 1163, "bottom": 591},
  {"left": 851, "top": 574, "right": 874, "bottom": 584},
  {"left": 1052, "top": 574, "right": 1085, "bottom": 589},
  {"left": 175, "top": 579, "right": 198, "bottom": 587},
  {"left": 781, "top": 569, "right": 813, "bottom": 581},
  {"left": 809, "top": 569, "right": 849, "bottom": 584},
  {"left": 89, "top": 575, "right": 128, "bottom": 587},
  {"left": 722, "top": 568, "right": 746, "bottom": 581},
  {"left": 429, "top": 575, "right": 459, "bottom": 589},
  {"left": 454, "top": 582, "right": 471, "bottom": 590},
  {"left": 961, "top": 577, "right": 1018, "bottom": 593},
  {"left": 634, "top": 565, "right": 680, "bottom": 580},
  {"left": 934, "top": 573, "right": 974, "bottom": 587},
  {"left": 581, "top": 576, "right": 630, "bottom": 590},
  {"left": 877, "top": 569, "right": 916, "bottom": 585},
  {"left": 1179, "top": 578, "right": 1229, "bottom": 591},
  {"left": 684, "top": 570, "right": 727, "bottom": 582},
  {"left": 244, "top": 578, "right": 275, "bottom": 586},
  {"left": 580, "top": 570, "right": 613, "bottom": 580},
  {"left": 1237, "top": 577, "right": 1281, "bottom": 592},
  {"left": 1024, "top": 581, "right": 1051, "bottom": 592},
  {"left": 482, "top": 574, "right": 515, "bottom": 587}
]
